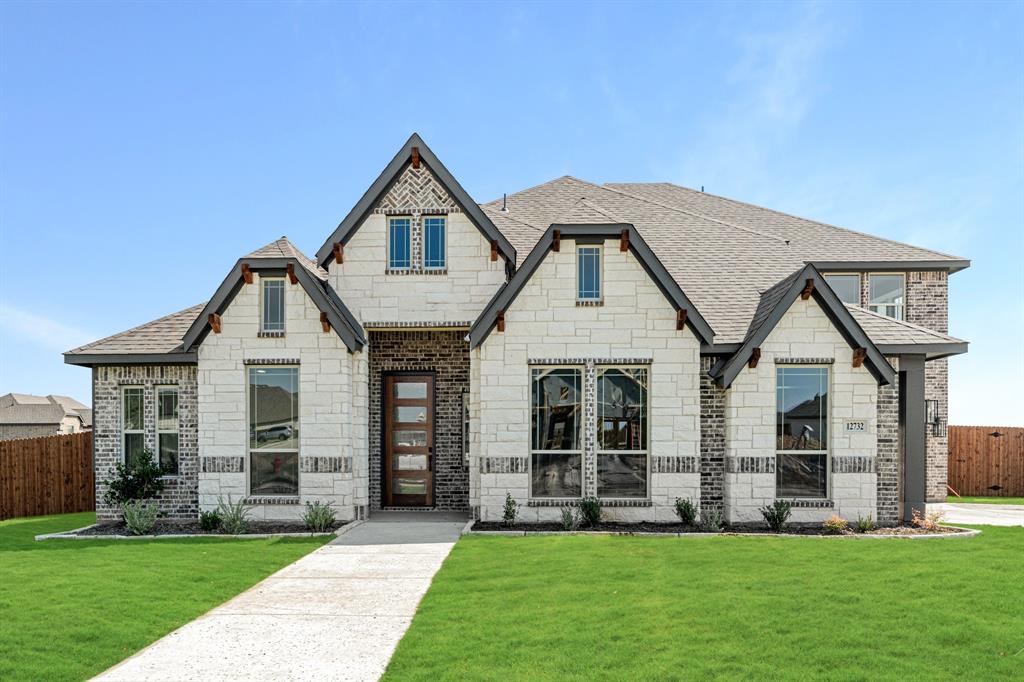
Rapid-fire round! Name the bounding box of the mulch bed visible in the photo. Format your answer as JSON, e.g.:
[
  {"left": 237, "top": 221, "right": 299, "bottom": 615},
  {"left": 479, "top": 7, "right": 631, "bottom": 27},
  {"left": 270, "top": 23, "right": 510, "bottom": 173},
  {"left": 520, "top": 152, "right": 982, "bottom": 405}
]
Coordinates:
[
  {"left": 471, "top": 521, "right": 959, "bottom": 536},
  {"left": 75, "top": 520, "right": 345, "bottom": 536}
]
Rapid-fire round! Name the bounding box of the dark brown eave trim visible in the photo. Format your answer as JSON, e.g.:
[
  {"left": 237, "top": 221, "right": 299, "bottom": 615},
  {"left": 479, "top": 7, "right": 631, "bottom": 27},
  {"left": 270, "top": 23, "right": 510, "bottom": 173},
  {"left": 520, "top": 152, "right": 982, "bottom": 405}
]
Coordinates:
[
  {"left": 64, "top": 352, "right": 198, "bottom": 367},
  {"left": 469, "top": 223, "right": 715, "bottom": 348},
  {"left": 809, "top": 259, "right": 971, "bottom": 274},
  {"left": 315, "top": 133, "right": 516, "bottom": 270}
]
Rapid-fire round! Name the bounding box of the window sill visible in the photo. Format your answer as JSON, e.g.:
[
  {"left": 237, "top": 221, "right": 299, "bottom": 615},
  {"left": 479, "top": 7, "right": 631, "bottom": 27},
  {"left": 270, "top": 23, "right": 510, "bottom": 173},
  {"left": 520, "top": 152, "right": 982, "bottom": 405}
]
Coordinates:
[
  {"left": 779, "top": 498, "right": 835, "bottom": 509},
  {"left": 385, "top": 268, "right": 448, "bottom": 276},
  {"left": 243, "top": 496, "right": 300, "bottom": 506},
  {"left": 576, "top": 299, "right": 603, "bottom": 307},
  {"left": 257, "top": 331, "right": 286, "bottom": 338},
  {"left": 527, "top": 498, "right": 652, "bottom": 507}
]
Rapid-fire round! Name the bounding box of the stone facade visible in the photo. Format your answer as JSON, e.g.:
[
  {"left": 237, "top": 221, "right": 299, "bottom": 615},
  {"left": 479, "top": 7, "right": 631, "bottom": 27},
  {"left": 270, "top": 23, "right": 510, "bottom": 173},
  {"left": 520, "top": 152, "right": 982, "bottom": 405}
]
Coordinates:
[
  {"left": 367, "top": 330, "right": 470, "bottom": 512},
  {"left": 93, "top": 365, "right": 198, "bottom": 521}
]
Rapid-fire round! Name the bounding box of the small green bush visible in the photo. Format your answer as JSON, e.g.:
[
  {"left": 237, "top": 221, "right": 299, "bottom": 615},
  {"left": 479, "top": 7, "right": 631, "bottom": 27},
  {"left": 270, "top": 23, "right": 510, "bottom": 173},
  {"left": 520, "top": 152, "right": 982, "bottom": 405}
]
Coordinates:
[
  {"left": 121, "top": 500, "right": 159, "bottom": 535},
  {"left": 760, "top": 499, "right": 792, "bottom": 532},
  {"left": 855, "top": 514, "right": 876, "bottom": 533},
  {"left": 199, "top": 510, "right": 222, "bottom": 532},
  {"left": 303, "top": 501, "right": 337, "bottom": 532},
  {"left": 822, "top": 514, "right": 848, "bottom": 535},
  {"left": 502, "top": 492, "right": 519, "bottom": 527},
  {"left": 577, "top": 496, "right": 602, "bottom": 528},
  {"left": 102, "top": 449, "right": 166, "bottom": 507},
  {"left": 560, "top": 506, "right": 580, "bottom": 531},
  {"left": 674, "top": 498, "right": 698, "bottom": 526},
  {"left": 698, "top": 508, "right": 723, "bottom": 532},
  {"left": 217, "top": 495, "right": 252, "bottom": 535}
]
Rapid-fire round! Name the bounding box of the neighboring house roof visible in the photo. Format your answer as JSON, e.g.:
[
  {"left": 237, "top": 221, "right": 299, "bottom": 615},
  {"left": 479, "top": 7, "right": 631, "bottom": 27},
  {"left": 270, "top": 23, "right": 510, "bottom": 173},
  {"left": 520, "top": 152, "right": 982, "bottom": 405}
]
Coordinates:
[
  {"left": 315, "top": 133, "right": 517, "bottom": 270},
  {"left": 0, "top": 393, "right": 91, "bottom": 426}
]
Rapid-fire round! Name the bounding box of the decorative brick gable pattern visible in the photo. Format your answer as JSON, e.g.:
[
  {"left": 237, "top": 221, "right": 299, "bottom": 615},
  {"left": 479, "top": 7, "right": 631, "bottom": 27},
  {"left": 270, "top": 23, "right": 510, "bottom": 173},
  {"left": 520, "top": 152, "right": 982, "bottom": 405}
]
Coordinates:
[
  {"left": 699, "top": 357, "right": 726, "bottom": 515},
  {"left": 368, "top": 330, "right": 470, "bottom": 511},
  {"left": 93, "top": 365, "right": 198, "bottom": 521},
  {"left": 876, "top": 369, "right": 901, "bottom": 524}
]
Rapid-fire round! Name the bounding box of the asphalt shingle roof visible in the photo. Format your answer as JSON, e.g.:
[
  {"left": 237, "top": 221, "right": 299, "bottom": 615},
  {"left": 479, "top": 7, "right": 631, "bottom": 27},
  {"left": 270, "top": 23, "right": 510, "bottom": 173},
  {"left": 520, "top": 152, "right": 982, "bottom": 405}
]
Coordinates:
[
  {"left": 65, "top": 303, "right": 206, "bottom": 356},
  {"left": 245, "top": 237, "right": 328, "bottom": 281}
]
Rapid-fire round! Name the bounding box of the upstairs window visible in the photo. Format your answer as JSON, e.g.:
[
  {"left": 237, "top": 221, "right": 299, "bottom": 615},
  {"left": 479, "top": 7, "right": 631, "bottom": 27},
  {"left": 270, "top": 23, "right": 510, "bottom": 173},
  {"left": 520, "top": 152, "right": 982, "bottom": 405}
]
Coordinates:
[
  {"left": 261, "top": 278, "right": 285, "bottom": 332},
  {"left": 388, "top": 217, "right": 412, "bottom": 269},
  {"left": 156, "top": 387, "right": 179, "bottom": 475},
  {"left": 577, "top": 245, "right": 602, "bottom": 302},
  {"left": 423, "top": 216, "right": 446, "bottom": 270},
  {"left": 122, "top": 387, "right": 144, "bottom": 465},
  {"left": 868, "top": 274, "right": 905, "bottom": 320},
  {"left": 824, "top": 274, "right": 860, "bottom": 306},
  {"left": 776, "top": 367, "right": 829, "bottom": 499}
]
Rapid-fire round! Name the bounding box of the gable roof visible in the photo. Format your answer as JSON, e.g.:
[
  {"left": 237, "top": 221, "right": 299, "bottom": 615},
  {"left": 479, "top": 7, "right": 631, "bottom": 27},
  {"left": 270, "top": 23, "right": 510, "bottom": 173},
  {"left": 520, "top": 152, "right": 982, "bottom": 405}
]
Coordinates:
[
  {"left": 708, "top": 264, "right": 896, "bottom": 388},
  {"left": 469, "top": 223, "right": 715, "bottom": 348},
  {"left": 315, "top": 133, "right": 516, "bottom": 269},
  {"left": 182, "top": 237, "right": 365, "bottom": 353},
  {"left": 65, "top": 303, "right": 205, "bottom": 365},
  {"left": 847, "top": 306, "right": 967, "bottom": 358}
]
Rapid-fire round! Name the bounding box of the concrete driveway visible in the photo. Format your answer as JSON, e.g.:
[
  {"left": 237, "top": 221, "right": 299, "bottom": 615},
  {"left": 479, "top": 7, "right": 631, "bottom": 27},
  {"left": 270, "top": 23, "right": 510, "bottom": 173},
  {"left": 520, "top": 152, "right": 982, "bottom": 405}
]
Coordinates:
[
  {"left": 93, "top": 512, "right": 467, "bottom": 682},
  {"left": 928, "top": 502, "right": 1024, "bottom": 527}
]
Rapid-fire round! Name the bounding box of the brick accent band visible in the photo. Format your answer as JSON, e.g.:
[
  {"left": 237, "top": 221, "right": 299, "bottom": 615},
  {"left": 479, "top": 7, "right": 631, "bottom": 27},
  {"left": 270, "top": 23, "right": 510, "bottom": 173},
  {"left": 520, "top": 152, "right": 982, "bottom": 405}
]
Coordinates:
[
  {"left": 242, "top": 358, "right": 300, "bottom": 365},
  {"left": 652, "top": 456, "right": 700, "bottom": 474},
  {"left": 832, "top": 456, "right": 876, "bottom": 474},
  {"left": 527, "top": 498, "right": 652, "bottom": 507},
  {"left": 300, "top": 456, "right": 352, "bottom": 474},
  {"left": 243, "top": 496, "right": 300, "bottom": 505},
  {"left": 481, "top": 456, "right": 528, "bottom": 474},
  {"left": 528, "top": 357, "right": 653, "bottom": 366},
  {"left": 726, "top": 456, "right": 776, "bottom": 474},
  {"left": 201, "top": 456, "right": 244, "bottom": 473},
  {"left": 774, "top": 357, "right": 835, "bottom": 365},
  {"left": 783, "top": 498, "right": 835, "bottom": 509}
]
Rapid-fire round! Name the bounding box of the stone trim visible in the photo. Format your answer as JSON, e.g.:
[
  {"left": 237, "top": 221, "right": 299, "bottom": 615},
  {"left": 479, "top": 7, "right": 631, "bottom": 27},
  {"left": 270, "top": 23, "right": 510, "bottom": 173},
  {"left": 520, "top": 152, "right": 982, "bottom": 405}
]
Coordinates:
[
  {"left": 257, "top": 331, "right": 286, "bottom": 338},
  {"left": 651, "top": 456, "right": 700, "bottom": 474},
  {"left": 832, "top": 456, "right": 876, "bottom": 474},
  {"left": 528, "top": 357, "right": 653, "bottom": 366},
  {"left": 774, "top": 357, "right": 835, "bottom": 365},
  {"left": 201, "top": 456, "right": 244, "bottom": 473},
  {"left": 299, "top": 456, "right": 352, "bottom": 474},
  {"left": 243, "top": 496, "right": 300, "bottom": 505},
  {"left": 242, "top": 358, "right": 300, "bottom": 365},
  {"left": 364, "top": 320, "right": 472, "bottom": 329},
  {"left": 481, "top": 456, "right": 528, "bottom": 474},
  {"left": 783, "top": 498, "right": 835, "bottom": 509},
  {"left": 726, "top": 456, "right": 776, "bottom": 474}
]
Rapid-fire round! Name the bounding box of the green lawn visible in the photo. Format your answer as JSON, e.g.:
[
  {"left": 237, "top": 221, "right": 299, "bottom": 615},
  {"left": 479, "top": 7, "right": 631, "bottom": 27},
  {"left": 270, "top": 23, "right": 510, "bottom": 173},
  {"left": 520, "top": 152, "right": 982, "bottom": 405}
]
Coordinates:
[
  {"left": 386, "top": 527, "right": 1024, "bottom": 681},
  {"left": 0, "top": 512, "right": 329, "bottom": 681},
  {"left": 948, "top": 496, "right": 1024, "bottom": 505}
]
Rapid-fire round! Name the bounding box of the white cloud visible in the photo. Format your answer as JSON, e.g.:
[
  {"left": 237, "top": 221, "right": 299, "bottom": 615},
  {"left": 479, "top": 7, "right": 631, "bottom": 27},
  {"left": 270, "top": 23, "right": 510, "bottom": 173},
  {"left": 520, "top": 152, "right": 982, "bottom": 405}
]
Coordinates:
[{"left": 0, "top": 303, "right": 94, "bottom": 352}]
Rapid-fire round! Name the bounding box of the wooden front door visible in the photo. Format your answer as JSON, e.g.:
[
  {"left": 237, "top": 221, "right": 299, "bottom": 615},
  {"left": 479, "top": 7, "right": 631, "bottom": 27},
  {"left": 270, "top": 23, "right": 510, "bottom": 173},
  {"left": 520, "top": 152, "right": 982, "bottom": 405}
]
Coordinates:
[{"left": 384, "top": 374, "right": 434, "bottom": 507}]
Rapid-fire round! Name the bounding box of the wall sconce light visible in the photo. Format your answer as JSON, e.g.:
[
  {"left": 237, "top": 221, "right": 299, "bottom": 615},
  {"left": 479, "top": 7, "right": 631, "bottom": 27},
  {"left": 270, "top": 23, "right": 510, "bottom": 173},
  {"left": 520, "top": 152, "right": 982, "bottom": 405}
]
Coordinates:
[{"left": 925, "top": 399, "right": 947, "bottom": 437}]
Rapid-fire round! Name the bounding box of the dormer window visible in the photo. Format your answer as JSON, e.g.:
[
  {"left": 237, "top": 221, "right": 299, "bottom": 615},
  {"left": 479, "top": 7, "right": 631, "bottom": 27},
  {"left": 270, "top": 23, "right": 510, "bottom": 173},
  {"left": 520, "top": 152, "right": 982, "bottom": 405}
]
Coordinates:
[
  {"left": 423, "top": 216, "right": 446, "bottom": 270},
  {"left": 577, "top": 245, "right": 602, "bottom": 303},
  {"left": 261, "top": 278, "right": 285, "bottom": 333},
  {"left": 389, "top": 217, "right": 412, "bottom": 269}
]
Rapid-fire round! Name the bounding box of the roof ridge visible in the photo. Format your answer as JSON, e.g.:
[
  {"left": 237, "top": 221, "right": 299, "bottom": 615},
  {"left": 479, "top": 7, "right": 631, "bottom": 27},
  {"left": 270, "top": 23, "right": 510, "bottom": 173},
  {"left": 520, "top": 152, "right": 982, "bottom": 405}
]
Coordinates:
[
  {"left": 657, "top": 182, "right": 966, "bottom": 262},
  {"left": 846, "top": 304, "right": 965, "bottom": 342},
  {"left": 482, "top": 175, "right": 602, "bottom": 207},
  {"left": 480, "top": 204, "right": 547, "bottom": 233},
  {"left": 578, "top": 198, "right": 624, "bottom": 224},
  {"left": 66, "top": 303, "right": 206, "bottom": 354}
]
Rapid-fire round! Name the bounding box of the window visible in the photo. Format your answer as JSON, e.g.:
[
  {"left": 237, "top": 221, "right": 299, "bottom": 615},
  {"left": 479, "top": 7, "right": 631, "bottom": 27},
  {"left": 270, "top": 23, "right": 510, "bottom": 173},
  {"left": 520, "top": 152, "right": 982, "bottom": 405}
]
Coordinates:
[
  {"left": 248, "top": 367, "right": 299, "bottom": 496},
  {"left": 261, "top": 278, "right": 285, "bottom": 332},
  {"left": 597, "top": 367, "right": 649, "bottom": 498},
  {"left": 530, "top": 368, "right": 582, "bottom": 498},
  {"left": 868, "top": 274, "right": 905, "bottom": 320},
  {"left": 423, "top": 216, "right": 446, "bottom": 269},
  {"left": 388, "top": 217, "right": 412, "bottom": 269},
  {"left": 824, "top": 274, "right": 860, "bottom": 306},
  {"left": 122, "top": 387, "right": 144, "bottom": 465},
  {"left": 577, "top": 246, "right": 601, "bottom": 301},
  {"left": 776, "top": 367, "right": 829, "bottom": 498},
  {"left": 156, "top": 387, "right": 179, "bottom": 474}
]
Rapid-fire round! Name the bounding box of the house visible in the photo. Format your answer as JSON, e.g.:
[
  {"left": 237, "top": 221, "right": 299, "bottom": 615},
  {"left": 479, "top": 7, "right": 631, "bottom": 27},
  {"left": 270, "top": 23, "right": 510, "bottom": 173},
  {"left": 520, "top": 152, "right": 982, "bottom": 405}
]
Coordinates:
[
  {"left": 64, "top": 134, "right": 968, "bottom": 524},
  {"left": 0, "top": 393, "right": 92, "bottom": 440}
]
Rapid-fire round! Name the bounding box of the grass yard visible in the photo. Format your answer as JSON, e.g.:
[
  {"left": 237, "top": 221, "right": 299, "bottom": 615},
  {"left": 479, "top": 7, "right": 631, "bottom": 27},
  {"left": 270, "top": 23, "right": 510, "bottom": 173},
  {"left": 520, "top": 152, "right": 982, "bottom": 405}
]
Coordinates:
[
  {"left": 386, "top": 527, "right": 1024, "bottom": 681},
  {"left": 948, "top": 496, "right": 1024, "bottom": 505},
  {"left": 0, "top": 512, "right": 329, "bottom": 681}
]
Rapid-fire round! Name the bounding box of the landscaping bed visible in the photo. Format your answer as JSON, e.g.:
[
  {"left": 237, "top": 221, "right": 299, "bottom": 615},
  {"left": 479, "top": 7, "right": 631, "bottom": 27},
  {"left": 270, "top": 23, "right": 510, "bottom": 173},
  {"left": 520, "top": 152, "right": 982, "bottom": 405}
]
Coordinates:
[
  {"left": 72, "top": 519, "right": 346, "bottom": 537},
  {"left": 470, "top": 521, "right": 963, "bottom": 536}
]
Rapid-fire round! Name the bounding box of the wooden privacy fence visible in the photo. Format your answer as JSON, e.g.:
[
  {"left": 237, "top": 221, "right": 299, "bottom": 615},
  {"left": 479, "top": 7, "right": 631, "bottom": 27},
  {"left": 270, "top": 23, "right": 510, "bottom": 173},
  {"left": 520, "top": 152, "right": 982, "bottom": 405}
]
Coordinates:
[
  {"left": 0, "top": 431, "right": 95, "bottom": 520},
  {"left": 948, "top": 426, "right": 1024, "bottom": 497}
]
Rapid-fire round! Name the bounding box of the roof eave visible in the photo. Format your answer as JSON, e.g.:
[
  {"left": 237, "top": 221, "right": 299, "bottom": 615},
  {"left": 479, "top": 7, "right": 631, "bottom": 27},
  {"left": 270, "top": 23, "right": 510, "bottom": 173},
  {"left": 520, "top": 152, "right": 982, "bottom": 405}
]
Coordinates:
[
  {"left": 808, "top": 259, "right": 971, "bottom": 274},
  {"left": 64, "top": 351, "right": 198, "bottom": 367}
]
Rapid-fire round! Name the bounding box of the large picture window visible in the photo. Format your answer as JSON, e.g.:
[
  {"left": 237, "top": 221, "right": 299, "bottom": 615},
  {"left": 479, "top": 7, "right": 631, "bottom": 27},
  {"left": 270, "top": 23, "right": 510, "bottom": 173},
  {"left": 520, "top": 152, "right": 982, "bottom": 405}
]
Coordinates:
[
  {"left": 388, "top": 217, "right": 412, "bottom": 269},
  {"left": 423, "top": 216, "right": 446, "bottom": 269},
  {"left": 776, "top": 367, "right": 829, "bottom": 498},
  {"left": 248, "top": 367, "right": 299, "bottom": 496},
  {"left": 156, "top": 387, "right": 179, "bottom": 475},
  {"left": 597, "top": 367, "right": 648, "bottom": 498},
  {"left": 122, "top": 386, "right": 144, "bottom": 465},
  {"left": 530, "top": 368, "right": 582, "bottom": 498},
  {"left": 868, "top": 274, "right": 905, "bottom": 320}
]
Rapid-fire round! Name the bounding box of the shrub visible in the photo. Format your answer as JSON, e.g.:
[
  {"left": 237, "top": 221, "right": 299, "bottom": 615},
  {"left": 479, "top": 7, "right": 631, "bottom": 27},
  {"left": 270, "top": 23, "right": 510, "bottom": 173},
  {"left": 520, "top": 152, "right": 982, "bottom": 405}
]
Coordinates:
[
  {"left": 822, "top": 514, "right": 848, "bottom": 535},
  {"left": 199, "top": 510, "right": 222, "bottom": 532},
  {"left": 502, "top": 492, "right": 519, "bottom": 527},
  {"left": 577, "top": 496, "right": 602, "bottom": 528},
  {"left": 560, "top": 506, "right": 580, "bottom": 531},
  {"left": 760, "top": 499, "right": 792, "bottom": 533},
  {"left": 303, "top": 501, "right": 337, "bottom": 532},
  {"left": 217, "top": 495, "right": 252, "bottom": 535},
  {"left": 674, "top": 498, "right": 698, "bottom": 527},
  {"left": 121, "top": 500, "right": 159, "bottom": 535},
  {"left": 911, "top": 509, "right": 945, "bottom": 531},
  {"left": 698, "top": 509, "right": 723, "bottom": 533},
  {"left": 102, "top": 449, "right": 165, "bottom": 507},
  {"left": 855, "top": 514, "right": 875, "bottom": 533}
]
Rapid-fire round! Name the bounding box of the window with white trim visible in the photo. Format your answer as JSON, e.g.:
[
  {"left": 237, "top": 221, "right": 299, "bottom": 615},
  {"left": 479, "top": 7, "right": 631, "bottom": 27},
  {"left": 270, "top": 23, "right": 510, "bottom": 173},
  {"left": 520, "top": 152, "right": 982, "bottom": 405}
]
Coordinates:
[
  {"left": 868, "top": 274, "right": 905, "bottom": 320},
  {"left": 776, "top": 367, "right": 829, "bottom": 499},
  {"left": 261, "top": 278, "right": 285, "bottom": 332},
  {"left": 596, "top": 367, "right": 649, "bottom": 498},
  {"left": 248, "top": 367, "right": 299, "bottom": 496},
  {"left": 388, "top": 217, "right": 412, "bottom": 269},
  {"left": 824, "top": 274, "right": 860, "bottom": 306},
  {"left": 122, "top": 386, "right": 144, "bottom": 465},
  {"left": 530, "top": 367, "right": 582, "bottom": 498},
  {"left": 577, "top": 245, "right": 602, "bottom": 301},
  {"left": 423, "top": 216, "right": 446, "bottom": 269},
  {"left": 156, "top": 387, "right": 179, "bottom": 475}
]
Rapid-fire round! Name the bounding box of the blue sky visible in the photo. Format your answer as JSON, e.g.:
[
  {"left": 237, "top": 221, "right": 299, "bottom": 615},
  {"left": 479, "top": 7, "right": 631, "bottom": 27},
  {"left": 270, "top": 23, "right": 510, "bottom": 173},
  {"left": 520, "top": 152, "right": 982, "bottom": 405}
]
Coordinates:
[{"left": 1, "top": 1, "right": 1021, "bottom": 425}]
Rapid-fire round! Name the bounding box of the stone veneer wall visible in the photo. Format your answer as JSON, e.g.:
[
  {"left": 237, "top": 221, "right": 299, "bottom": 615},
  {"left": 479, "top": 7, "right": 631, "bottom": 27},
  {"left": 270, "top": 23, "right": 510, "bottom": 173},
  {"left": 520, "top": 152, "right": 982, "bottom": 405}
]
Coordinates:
[
  {"left": 93, "top": 365, "right": 198, "bottom": 521},
  {"left": 700, "top": 356, "right": 726, "bottom": 515},
  {"left": 368, "top": 330, "right": 470, "bottom": 511}
]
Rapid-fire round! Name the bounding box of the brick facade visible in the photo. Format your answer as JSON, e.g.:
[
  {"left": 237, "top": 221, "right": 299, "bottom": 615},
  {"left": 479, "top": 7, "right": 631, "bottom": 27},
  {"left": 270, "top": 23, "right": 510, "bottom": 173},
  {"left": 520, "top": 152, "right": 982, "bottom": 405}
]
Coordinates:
[
  {"left": 876, "top": 363, "right": 901, "bottom": 524},
  {"left": 699, "top": 356, "right": 726, "bottom": 514},
  {"left": 368, "top": 330, "right": 470, "bottom": 511},
  {"left": 93, "top": 365, "right": 198, "bottom": 520}
]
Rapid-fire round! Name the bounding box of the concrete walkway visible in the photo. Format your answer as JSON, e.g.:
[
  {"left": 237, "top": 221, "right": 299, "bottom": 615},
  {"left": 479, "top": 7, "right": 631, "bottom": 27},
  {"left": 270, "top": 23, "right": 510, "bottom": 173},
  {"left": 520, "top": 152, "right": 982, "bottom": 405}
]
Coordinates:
[
  {"left": 928, "top": 502, "right": 1024, "bottom": 527},
  {"left": 94, "top": 513, "right": 467, "bottom": 682}
]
